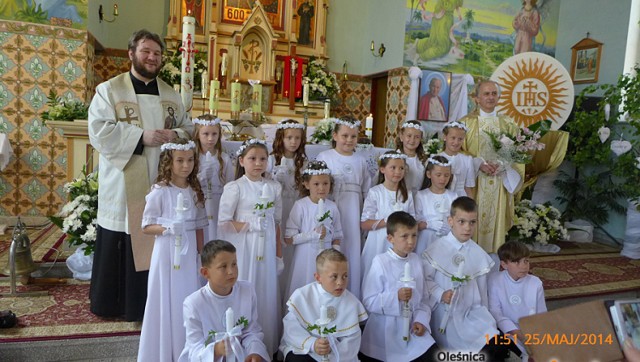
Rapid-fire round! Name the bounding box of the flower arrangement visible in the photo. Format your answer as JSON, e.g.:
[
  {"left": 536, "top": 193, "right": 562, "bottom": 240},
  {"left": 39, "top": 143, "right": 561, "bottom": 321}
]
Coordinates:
[
  {"left": 310, "top": 119, "right": 334, "bottom": 144},
  {"left": 204, "top": 316, "right": 249, "bottom": 346},
  {"left": 158, "top": 48, "right": 208, "bottom": 92},
  {"left": 49, "top": 166, "right": 98, "bottom": 255},
  {"left": 425, "top": 138, "right": 444, "bottom": 155},
  {"left": 304, "top": 57, "right": 340, "bottom": 102},
  {"left": 484, "top": 120, "right": 550, "bottom": 165},
  {"left": 41, "top": 90, "right": 88, "bottom": 122},
  {"left": 508, "top": 199, "right": 568, "bottom": 245}
]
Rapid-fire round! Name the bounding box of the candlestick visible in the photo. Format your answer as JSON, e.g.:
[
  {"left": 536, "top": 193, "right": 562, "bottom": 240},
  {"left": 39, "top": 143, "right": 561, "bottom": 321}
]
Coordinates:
[
  {"left": 324, "top": 100, "right": 330, "bottom": 119},
  {"left": 180, "top": 15, "right": 196, "bottom": 113},
  {"left": 209, "top": 79, "right": 220, "bottom": 115},
  {"left": 303, "top": 81, "right": 309, "bottom": 106},
  {"left": 231, "top": 81, "right": 241, "bottom": 116},
  {"left": 174, "top": 192, "right": 186, "bottom": 269},
  {"left": 365, "top": 114, "right": 373, "bottom": 139}
]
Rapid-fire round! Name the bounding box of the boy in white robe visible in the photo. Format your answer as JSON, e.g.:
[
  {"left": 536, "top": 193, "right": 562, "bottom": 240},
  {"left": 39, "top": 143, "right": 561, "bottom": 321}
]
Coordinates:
[
  {"left": 280, "top": 249, "right": 368, "bottom": 362},
  {"left": 422, "top": 196, "right": 509, "bottom": 361},
  {"left": 488, "top": 241, "right": 547, "bottom": 359},
  {"left": 180, "top": 240, "right": 269, "bottom": 362},
  {"left": 361, "top": 211, "right": 439, "bottom": 362}
]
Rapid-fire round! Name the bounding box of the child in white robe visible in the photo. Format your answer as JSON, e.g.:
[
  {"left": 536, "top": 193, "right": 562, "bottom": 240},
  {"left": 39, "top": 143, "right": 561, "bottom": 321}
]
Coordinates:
[
  {"left": 193, "top": 115, "right": 233, "bottom": 243},
  {"left": 267, "top": 120, "right": 308, "bottom": 299},
  {"left": 414, "top": 155, "right": 458, "bottom": 255},
  {"left": 316, "top": 116, "right": 371, "bottom": 299},
  {"left": 180, "top": 240, "right": 269, "bottom": 362},
  {"left": 285, "top": 160, "right": 343, "bottom": 301},
  {"left": 280, "top": 249, "right": 368, "bottom": 362},
  {"left": 422, "top": 197, "right": 509, "bottom": 361},
  {"left": 438, "top": 121, "right": 476, "bottom": 198},
  {"left": 361, "top": 150, "right": 415, "bottom": 280},
  {"left": 361, "top": 211, "right": 438, "bottom": 362},
  {"left": 488, "top": 241, "right": 547, "bottom": 359},
  {"left": 218, "top": 139, "right": 283, "bottom": 356},
  {"left": 396, "top": 120, "right": 429, "bottom": 197},
  {"left": 138, "top": 139, "right": 207, "bottom": 362}
]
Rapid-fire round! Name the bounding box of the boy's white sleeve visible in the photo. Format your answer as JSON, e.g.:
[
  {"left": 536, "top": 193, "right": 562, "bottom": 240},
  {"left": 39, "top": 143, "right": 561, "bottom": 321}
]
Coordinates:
[
  {"left": 281, "top": 310, "right": 317, "bottom": 355},
  {"left": 362, "top": 258, "right": 402, "bottom": 317},
  {"left": 334, "top": 330, "right": 362, "bottom": 362},
  {"left": 181, "top": 298, "right": 217, "bottom": 362},
  {"left": 488, "top": 274, "right": 517, "bottom": 333},
  {"left": 422, "top": 256, "right": 445, "bottom": 307}
]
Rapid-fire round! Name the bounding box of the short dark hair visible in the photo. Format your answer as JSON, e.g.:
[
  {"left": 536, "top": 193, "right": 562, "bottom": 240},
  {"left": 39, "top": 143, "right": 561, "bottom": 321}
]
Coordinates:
[
  {"left": 128, "top": 29, "right": 165, "bottom": 53},
  {"left": 386, "top": 211, "right": 418, "bottom": 235},
  {"left": 316, "top": 248, "right": 347, "bottom": 272},
  {"left": 497, "top": 241, "right": 531, "bottom": 262},
  {"left": 450, "top": 196, "right": 477, "bottom": 216},
  {"left": 200, "top": 239, "right": 236, "bottom": 267}
]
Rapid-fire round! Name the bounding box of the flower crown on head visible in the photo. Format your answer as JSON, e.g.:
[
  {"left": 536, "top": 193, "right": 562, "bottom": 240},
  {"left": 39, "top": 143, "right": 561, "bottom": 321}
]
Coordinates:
[
  {"left": 276, "top": 120, "right": 305, "bottom": 130},
  {"left": 443, "top": 121, "right": 469, "bottom": 132},
  {"left": 401, "top": 122, "right": 423, "bottom": 131},
  {"left": 160, "top": 140, "right": 196, "bottom": 152},
  {"left": 332, "top": 117, "right": 361, "bottom": 129},
  {"left": 236, "top": 138, "right": 267, "bottom": 157},
  {"left": 303, "top": 160, "right": 331, "bottom": 176},
  {"left": 427, "top": 156, "right": 451, "bottom": 167},
  {"left": 193, "top": 116, "right": 222, "bottom": 126},
  {"left": 379, "top": 151, "right": 408, "bottom": 161}
]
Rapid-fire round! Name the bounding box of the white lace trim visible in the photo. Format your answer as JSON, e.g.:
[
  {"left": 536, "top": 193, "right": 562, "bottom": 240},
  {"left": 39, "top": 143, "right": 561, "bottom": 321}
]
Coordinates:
[{"left": 160, "top": 140, "right": 197, "bottom": 152}]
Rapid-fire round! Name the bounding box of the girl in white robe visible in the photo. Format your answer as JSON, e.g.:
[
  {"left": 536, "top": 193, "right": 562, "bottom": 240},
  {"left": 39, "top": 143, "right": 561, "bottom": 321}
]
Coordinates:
[
  {"left": 218, "top": 139, "right": 283, "bottom": 356},
  {"left": 192, "top": 115, "right": 233, "bottom": 243},
  {"left": 316, "top": 117, "right": 370, "bottom": 299},
  {"left": 439, "top": 121, "right": 476, "bottom": 198},
  {"left": 138, "top": 139, "right": 207, "bottom": 362},
  {"left": 284, "top": 160, "right": 343, "bottom": 301},
  {"left": 266, "top": 120, "right": 307, "bottom": 300},
  {"left": 415, "top": 155, "right": 458, "bottom": 255},
  {"left": 396, "top": 120, "right": 429, "bottom": 197},
  {"left": 360, "top": 151, "right": 415, "bottom": 280}
]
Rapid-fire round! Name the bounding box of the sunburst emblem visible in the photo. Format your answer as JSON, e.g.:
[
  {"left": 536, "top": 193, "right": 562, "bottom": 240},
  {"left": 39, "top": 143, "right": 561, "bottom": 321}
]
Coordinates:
[{"left": 491, "top": 53, "right": 574, "bottom": 130}]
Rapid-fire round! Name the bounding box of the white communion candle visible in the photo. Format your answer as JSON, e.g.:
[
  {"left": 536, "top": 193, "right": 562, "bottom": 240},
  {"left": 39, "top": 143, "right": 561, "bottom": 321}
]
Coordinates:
[
  {"left": 225, "top": 307, "right": 234, "bottom": 333},
  {"left": 180, "top": 14, "right": 196, "bottom": 113},
  {"left": 317, "top": 198, "right": 325, "bottom": 216},
  {"left": 324, "top": 100, "right": 330, "bottom": 119},
  {"left": 177, "top": 191, "right": 185, "bottom": 210},
  {"left": 174, "top": 191, "right": 185, "bottom": 269},
  {"left": 209, "top": 79, "right": 220, "bottom": 114},
  {"left": 365, "top": 114, "right": 373, "bottom": 138},
  {"left": 261, "top": 183, "right": 269, "bottom": 199},
  {"left": 221, "top": 53, "right": 228, "bottom": 76},
  {"left": 457, "top": 259, "right": 464, "bottom": 277},
  {"left": 320, "top": 305, "right": 327, "bottom": 321},
  {"left": 303, "top": 81, "right": 309, "bottom": 106},
  {"left": 404, "top": 262, "right": 412, "bottom": 280}
]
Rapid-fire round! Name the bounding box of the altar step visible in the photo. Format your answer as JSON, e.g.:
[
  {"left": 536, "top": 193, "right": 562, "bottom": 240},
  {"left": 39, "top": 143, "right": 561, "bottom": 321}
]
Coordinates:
[{"left": 0, "top": 335, "right": 138, "bottom": 361}]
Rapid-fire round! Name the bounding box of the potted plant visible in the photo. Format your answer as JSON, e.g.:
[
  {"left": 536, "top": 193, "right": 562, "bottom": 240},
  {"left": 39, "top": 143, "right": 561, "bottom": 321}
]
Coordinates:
[
  {"left": 508, "top": 199, "right": 568, "bottom": 252},
  {"left": 41, "top": 90, "right": 88, "bottom": 122}
]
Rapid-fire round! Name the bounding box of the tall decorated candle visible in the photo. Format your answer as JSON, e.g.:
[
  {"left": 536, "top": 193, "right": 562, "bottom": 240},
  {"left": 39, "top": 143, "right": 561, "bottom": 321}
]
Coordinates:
[
  {"left": 252, "top": 81, "right": 262, "bottom": 114},
  {"left": 209, "top": 79, "right": 220, "bottom": 114},
  {"left": 201, "top": 69, "right": 209, "bottom": 98},
  {"left": 225, "top": 307, "right": 236, "bottom": 362},
  {"left": 303, "top": 81, "right": 309, "bottom": 106},
  {"left": 365, "top": 114, "right": 373, "bottom": 139},
  {"left": 323, "top": 99, "right": 330, "bottom": 119},
  {"left": 231, "top": 80, "right": 241, "bottom": 113},
  {"left": 180, "top": 13, "right": 196, "bottom": 113}
]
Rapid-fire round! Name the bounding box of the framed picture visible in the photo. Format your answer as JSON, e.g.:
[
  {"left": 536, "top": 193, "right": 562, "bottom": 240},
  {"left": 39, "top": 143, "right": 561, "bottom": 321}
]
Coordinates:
[
  {"left": 221, "top": 0, "right": 285, "bottom": 31},
  {"left": 570, "top": 37, "right": 603, "bottom": 84},
  {"left": 417, "top": 69, "right": 451, "bottom": 122},
  {"left": 295, "top": 0, "right": 317, "bottom": 47}
]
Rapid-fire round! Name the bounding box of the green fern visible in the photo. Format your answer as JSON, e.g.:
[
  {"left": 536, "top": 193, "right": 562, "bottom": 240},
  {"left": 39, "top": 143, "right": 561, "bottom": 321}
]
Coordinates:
[{"left": 16, "top": 2, "right": 49, "bottom": 24}]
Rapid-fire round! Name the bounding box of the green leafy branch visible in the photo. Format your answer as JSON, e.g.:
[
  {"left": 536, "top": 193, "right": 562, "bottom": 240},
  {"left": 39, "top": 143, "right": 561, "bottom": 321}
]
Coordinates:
[
  {"left": 450, "top": 275, "right": 470, "bottom": 283},
  {"left": 317, "top": 210, "right": 332, "bottom": 223},
  {"left": 204, "top": 316, "right": 249, "bottom": 346},
  {"left": 254, "top": 201, "right": 274, "bottom": 210},
  {"left": 306, "top": 324, "right": 337, "bottom": 335}
]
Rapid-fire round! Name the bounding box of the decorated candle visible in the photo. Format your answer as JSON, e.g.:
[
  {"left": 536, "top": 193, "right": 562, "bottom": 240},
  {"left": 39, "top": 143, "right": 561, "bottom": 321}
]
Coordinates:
[
  {"left": 201, "top": 69, "right": 209, "bottom": 98},
  {"left": 324, "top": 100, "right": 330, "bottom": 119},
  {"left": 365, "top": 114, "right": 373, "bottom": 138},
  {"left": 209, "top": 79, "right": 220, "bottom": 113},
  {"left": 177, "top": 191, "right": 185, "bottom": 210},
  {"left": 221, "top": 53, "right": 228, "bottom": 76},
  {"left": 225, "top": 307, "right": 234, "bottom": 333},
  {"left": 180, "top": 14, "right": 196, "bottom": 113},
  {"left": 231, "top": 81, "right": 241, "bottom": 113},
  {"left": 303, "top": 81, "right": 309, "bottom": 106},
  {"left": 252, "top": 82, "right": 262, "bottom": 114},
  {"left": 404, "top": 262, "right": 412, "bottom": 280},
  {"left": 317, "top": 198, "right": 325, "bottom": 216}
]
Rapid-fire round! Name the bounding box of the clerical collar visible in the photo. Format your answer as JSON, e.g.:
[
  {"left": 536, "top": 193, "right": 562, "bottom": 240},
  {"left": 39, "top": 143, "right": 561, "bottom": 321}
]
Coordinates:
[
  {"left": 479, "top": 109, "right": 497, "bottom": 117},
  {"left": 129, "top": 72, "right": 159, "bottom": 95}
]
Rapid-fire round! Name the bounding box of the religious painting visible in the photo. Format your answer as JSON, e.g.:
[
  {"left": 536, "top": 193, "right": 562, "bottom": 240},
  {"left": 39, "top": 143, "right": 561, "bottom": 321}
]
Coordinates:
[
  {"left": 417, "top": 70, "right": 451, "bottom": 122},
  {"left": 403, "top": 0, "right": 561, "bottom": 78},
  {"left": 295, "top": 0, "right": 316, "bottom": 47},
  {"left": 222, "top": 0, "right": 285, "bottom": 31},
  {"left": 182, "top": 0, "right": 206, "bottom": 35},
  {"left": 570, "top": 37, "right": 602, "bottom": 84},
  {"left": 0, "top": 0, "right": 88, "bottom": 29}
]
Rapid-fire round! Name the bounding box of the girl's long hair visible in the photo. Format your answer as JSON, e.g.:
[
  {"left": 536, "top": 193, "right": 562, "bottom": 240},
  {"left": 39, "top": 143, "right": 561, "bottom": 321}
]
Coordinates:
[
  {"left": 396, "top": 120, "right": 428, "bottom": 163},
  {"left": 156, "top": 138, "right": 205, "bottom": 207},
  {"left": 420, "top": 155, "right": 453, "bottom": 191},
  {"left": 377, "top": 151, "right": 409, "bottom": 203},
  {"left": 193, "top": 115, "right": 226, "bottom": 184},
  {"left": 235, "top": 141, "right": 269, "bottom": 180},
  {"left": 272, "top": 119, "right": 307, "bottom": 187}
]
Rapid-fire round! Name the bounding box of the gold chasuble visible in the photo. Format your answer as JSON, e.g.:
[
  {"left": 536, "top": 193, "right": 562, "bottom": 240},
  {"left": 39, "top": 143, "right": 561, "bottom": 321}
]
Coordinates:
[{"left": 461, "top": 112, "right": 525, "bottom": 253}]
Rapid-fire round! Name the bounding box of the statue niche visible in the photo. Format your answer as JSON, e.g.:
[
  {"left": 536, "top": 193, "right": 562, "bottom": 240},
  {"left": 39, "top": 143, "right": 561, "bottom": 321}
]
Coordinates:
[{"left": 240, "top": 31, "right": 266, "bottom": 80}]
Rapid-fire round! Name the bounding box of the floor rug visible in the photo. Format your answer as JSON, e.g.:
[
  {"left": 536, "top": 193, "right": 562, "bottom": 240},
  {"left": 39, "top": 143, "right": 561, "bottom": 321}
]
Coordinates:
[
  {"left": 0, "top": 279, "right": 141, "bottom": 342},
  {"left": 530, "top": 252, "right": 640, "bottom": 300}
]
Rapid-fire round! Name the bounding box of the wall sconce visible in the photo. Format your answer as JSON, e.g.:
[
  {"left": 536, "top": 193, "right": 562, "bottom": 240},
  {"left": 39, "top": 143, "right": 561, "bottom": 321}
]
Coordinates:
[
  {"left": 99, "top": 4, "right": 119, "bottom": 23},
  {"left": 371, "top": 41, "right": 386, "bottom": 58},
  {"left": 342, "top": 61, "right": 348, "bottom": 81}
]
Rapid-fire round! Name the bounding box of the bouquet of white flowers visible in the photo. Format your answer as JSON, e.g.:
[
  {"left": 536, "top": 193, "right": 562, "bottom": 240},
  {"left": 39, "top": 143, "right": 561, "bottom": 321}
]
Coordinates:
[
  {"left": 158, "top": 48, "right": 208, "bottom": 92},
  {"left": 425, "top": 138, "right": 444, "bottom": 155},
  {"left": 303, "top": 57, "right": 340, "bottom": 101},
  {"left": 49, "top": 167, "right": 98, "bottom": 255},
  {"left": 485, "top": 120, "right": 550, "bottom": 165},
  {"left": 508, "top": 200, "right": 568, "bottom": 245},
  {"left": 310, "top": 119, "right": 334, "bottom": 144}
]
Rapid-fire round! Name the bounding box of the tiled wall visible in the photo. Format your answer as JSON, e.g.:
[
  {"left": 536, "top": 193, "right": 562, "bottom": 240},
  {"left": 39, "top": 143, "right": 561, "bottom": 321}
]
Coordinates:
[
  {"left": 333, "top": 74, "right": 372, "bottom": 122},
  {"left": 384, "top": 68, "right": 410, "bottom": 148},
  {"left": 93, "top": 50, "right": 129, "bottom": 86},
  {"left": 0, "top": 20, "right": 90, "bottom": 216}
]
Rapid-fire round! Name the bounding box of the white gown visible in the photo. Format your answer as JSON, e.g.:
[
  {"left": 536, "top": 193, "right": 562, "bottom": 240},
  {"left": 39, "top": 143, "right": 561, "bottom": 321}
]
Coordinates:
[
  {"left": 404, "top": 155, "right": 426, "bottom": 197},
  {"left": 361, "top": 250, "right": 435, "bottom": 361},
  {"left": 217, "top": 175, "right": 283, "bottom": 356},
  {"left": 197, "top": 151, "right": 233, "bottom": 243},
  {"left": 285, "top": 197, "right": 343, "bottom": 301},
  {"left": 360, "top": 184, "right": 416, "bottom": 280},
  {"left": 179, "top": 280, "right": 270, "bottom": 362},
  {"left": 414, "top": 188, "right": 458, "bottom": 255},
  {"left": 422, "top": 233, "right": 498, "bottom": 352},
  {"left": 316, "top": 149, "right": 370, "bottom": 299},
  {"left": 439, "top": 152, "right": 476, "bottom": 198},
  {"left": 138, "top": 184, "right": 208, "bottom": 362}
]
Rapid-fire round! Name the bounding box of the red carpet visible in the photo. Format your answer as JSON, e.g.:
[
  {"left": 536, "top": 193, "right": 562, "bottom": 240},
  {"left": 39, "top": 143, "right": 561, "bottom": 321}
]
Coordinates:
[{"left": 0, "top": 280, "right": 140, "bottom": 342}]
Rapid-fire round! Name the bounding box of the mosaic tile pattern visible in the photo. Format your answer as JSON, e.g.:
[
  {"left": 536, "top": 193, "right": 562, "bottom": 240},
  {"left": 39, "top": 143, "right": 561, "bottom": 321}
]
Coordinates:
[
  {"left": 93, "top": 52, "right": 129, "bottom": 86},
  {"left": 384, "top": 68, "right": 411, "bottom": 148},
  {"left": 333, "top": 74, "right": 371, "bottom": 124},
  {"left": 0, "top": 20, "right": 90, "bottom": 216}
]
